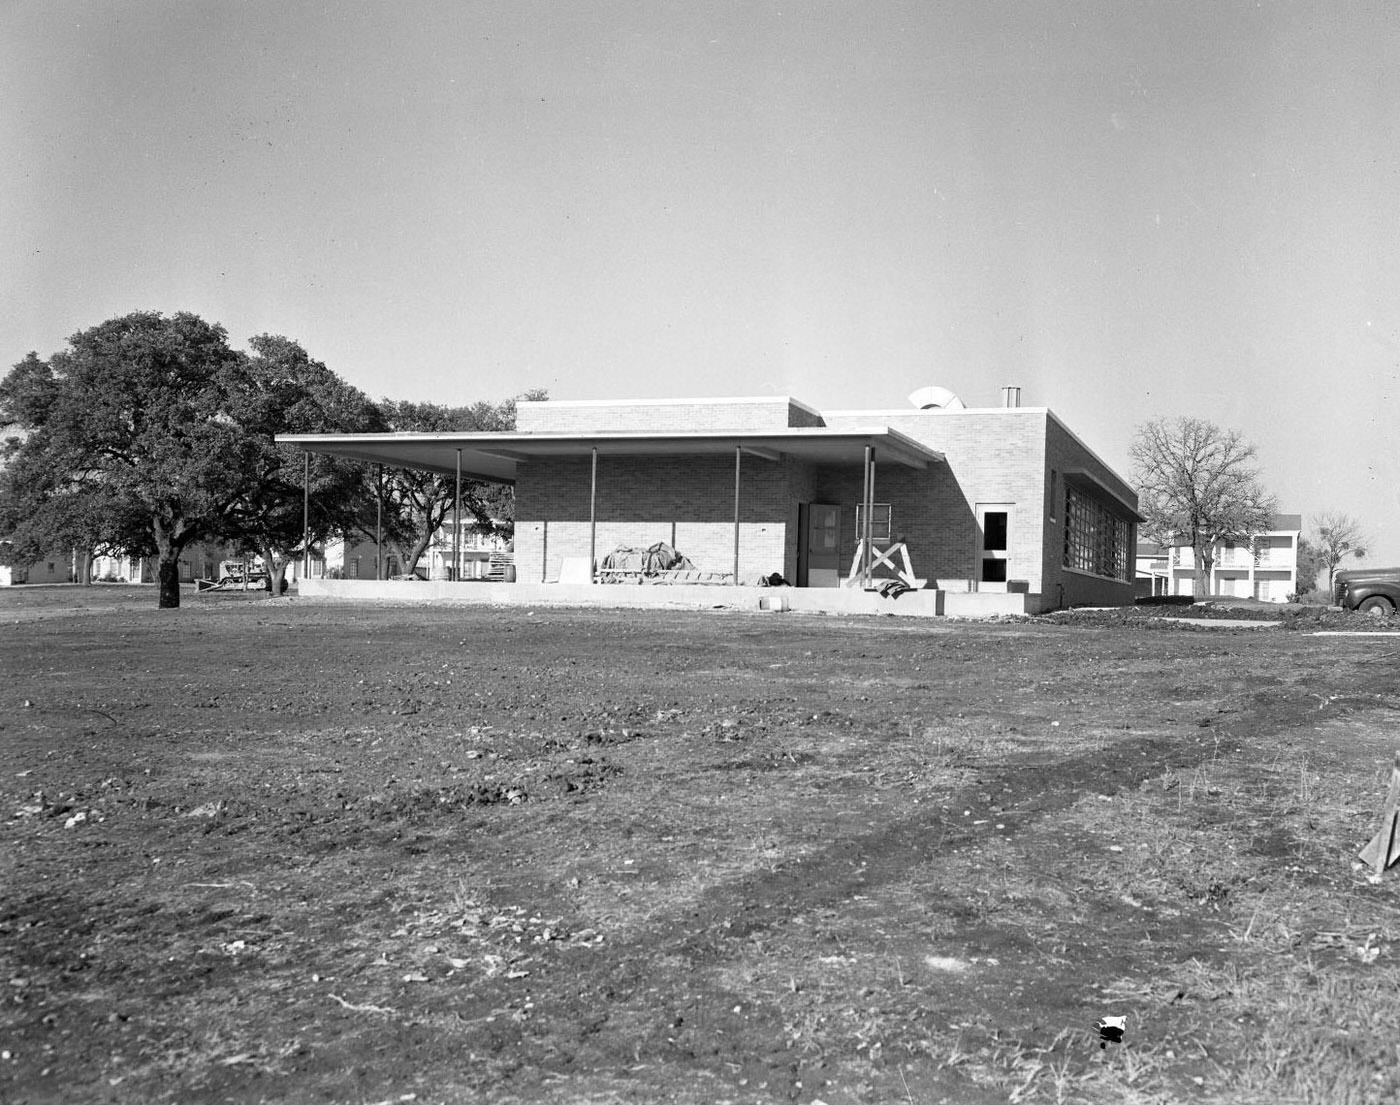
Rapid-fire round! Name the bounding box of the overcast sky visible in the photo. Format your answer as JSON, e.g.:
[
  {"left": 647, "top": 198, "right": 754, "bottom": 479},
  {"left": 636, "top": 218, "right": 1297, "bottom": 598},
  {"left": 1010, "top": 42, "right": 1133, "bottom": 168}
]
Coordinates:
[{"left": 4, "top": 1, "right": 1398, "bottom": 566}]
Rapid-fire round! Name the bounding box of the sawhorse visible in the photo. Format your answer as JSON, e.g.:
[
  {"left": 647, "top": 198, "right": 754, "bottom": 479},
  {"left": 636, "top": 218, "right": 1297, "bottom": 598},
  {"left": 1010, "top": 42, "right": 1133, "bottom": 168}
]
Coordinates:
[{"left": 844, "top": 540, "right": 926, "bottom": 590}]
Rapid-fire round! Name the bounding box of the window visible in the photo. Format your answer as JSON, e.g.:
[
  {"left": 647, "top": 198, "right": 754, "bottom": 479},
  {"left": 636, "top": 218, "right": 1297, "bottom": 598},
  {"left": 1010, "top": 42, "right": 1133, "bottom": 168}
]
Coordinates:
[
  {"left": 1063, "top": 486, "right": 1131, "bottom": 580},
  {"left": 980, "top": 509, "right": 1009, "bottom": 582},
  {"left": 854, "top": 503, "right": 893, "bottom": 543}
]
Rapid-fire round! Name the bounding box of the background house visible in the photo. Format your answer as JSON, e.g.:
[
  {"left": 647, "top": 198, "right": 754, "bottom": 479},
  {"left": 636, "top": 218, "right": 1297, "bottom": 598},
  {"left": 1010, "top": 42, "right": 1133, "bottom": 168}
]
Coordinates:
[
  {"left": 323, "top": 524, "right": 509, "bottom": 581},
  {"left": 0, "top": 543, "right": 73, "bottom": 586},
  {"left": 1135, "top": 513, "right": 1302, "bottom": 602}
]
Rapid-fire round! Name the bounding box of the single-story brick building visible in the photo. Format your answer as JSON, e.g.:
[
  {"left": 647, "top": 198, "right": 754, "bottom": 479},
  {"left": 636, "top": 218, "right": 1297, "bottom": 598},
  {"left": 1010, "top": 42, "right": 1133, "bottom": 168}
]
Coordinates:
[{"left": 281, "top": 386, "right": 1141, "bottom": 616}]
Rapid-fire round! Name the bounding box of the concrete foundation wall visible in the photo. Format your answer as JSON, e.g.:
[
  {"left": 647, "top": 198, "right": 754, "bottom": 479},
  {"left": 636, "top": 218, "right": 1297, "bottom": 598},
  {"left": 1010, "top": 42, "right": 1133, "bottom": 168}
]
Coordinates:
[{"left": 296, "top": 578, "right": 1048, "bottom": 619}]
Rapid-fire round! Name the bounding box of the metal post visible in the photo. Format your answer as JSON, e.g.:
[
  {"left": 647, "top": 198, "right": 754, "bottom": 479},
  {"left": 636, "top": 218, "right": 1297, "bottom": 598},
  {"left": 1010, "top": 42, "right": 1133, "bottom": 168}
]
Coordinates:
[
  {"left": 454, "top": 448, "right": 462, "bottom": 583},
  {"left": 375, "top": 463, "right": 383, "bottom": 580},
  {"left": 589, "top": 448, "right": 598, "bottom": 582},
  {"left": 857, "top": 446, "right": 869, "bottom": 587},
  {"left": 862, "top": 445, "right": 875, "bottom": 589},
  {"left": 862, "top": 448, "right": 873, "bottom": 585},
  {"left": 733, "top": 446, "right": 742, "bottom": 585},
  {"left": 302, "top": 452, "right": 310, "bottom": 579}
]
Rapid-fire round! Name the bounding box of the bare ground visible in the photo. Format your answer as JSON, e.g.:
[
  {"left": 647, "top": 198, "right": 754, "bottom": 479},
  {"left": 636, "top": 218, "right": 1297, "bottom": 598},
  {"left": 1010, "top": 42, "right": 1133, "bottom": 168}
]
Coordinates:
[{"left": 3, "top": 587, "right": 1399, "bottom": 1104}]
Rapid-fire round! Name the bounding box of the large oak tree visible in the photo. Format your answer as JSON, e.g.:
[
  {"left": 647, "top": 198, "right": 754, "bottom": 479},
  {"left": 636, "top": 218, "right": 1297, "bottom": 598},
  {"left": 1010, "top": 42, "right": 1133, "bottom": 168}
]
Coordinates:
[
  {"left": 223, "top": 335, "right": 384, "bottom": 595},
  {"left": 0, "top": 312, "right": 378, "bottom": 607},
  {"left": 1131, "top": 416, "right": 1277, "bottom": 598}
]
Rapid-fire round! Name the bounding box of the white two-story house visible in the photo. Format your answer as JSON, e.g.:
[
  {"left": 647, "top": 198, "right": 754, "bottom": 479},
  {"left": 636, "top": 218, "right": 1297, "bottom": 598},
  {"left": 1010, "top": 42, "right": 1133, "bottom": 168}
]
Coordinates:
[{"left": 1136, "top": 513, "right": 1302, "bottom": 602}]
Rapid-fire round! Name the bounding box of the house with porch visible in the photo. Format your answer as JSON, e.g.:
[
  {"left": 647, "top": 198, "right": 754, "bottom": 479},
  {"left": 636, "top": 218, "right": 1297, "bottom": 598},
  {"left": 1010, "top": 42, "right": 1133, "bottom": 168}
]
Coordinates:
[
  {"left": 1137, "top": 514, "right": 1303, "bottom": 602},
  {"left": 279, "top": 386, "right": 1141, "bottom": 616}
]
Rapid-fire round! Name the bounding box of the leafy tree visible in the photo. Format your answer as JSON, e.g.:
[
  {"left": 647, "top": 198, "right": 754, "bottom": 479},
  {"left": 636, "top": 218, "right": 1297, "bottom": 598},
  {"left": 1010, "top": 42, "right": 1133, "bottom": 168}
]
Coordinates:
[
  {"left": 1294, "top": 535, "right": 1326, "bottom": 598},
  {"left": 1312, "top": 511, "right": 1369, "bottom": 591},
  {"left": 1131, "top": 417, "right": 1277, "bottom": 598},
  {"left": 0, "top": 313, "right": 252, "bottom": 607},
  {"left": 0, "top": 312, "right": 381, "bottom": 608},
  {"left": 223, "top": 335, "right": 384, "bottom": 595},
  {"left": 365, "top": 390, "right": 545, "bottom": 578}
]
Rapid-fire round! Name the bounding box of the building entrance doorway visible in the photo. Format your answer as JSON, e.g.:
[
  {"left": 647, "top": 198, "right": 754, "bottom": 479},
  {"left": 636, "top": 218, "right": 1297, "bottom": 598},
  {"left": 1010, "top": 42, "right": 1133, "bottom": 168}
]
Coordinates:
[
  {"left": 975, "top": 503, "right": 1012, "bottom": 591},
  {"left": 800, "top": 503, "right": 842, "bottom": 587}
]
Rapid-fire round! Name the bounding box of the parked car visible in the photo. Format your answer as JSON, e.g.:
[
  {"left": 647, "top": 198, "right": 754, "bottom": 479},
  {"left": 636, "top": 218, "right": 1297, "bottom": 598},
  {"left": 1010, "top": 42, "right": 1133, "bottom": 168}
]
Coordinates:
[{"left": 1333, "top": 567, "right": 1400, "bottom": 616}]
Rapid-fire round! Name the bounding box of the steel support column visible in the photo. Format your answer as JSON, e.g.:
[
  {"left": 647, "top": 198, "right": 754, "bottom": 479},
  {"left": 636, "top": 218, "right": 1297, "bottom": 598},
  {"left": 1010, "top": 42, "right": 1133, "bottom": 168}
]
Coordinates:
[
  {"left": 733, "top": 446, "right": 742, "bottom": 585},
  {"left": 856, "top": 445, "right": 868, "bottom": 591},
  {"left": 589, "top": 447, "right": 598, "bottom": 582},
  {"left": 454, "top": 448, "right": 462, "bottom": 582},
  {"left": 302, "top": 452, "right": 310, "bottom": 579}
]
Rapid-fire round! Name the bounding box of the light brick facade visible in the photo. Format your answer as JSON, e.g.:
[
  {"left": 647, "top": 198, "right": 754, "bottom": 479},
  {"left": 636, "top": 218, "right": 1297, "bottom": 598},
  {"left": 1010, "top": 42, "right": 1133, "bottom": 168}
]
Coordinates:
[
  {"left": 510, "top": 395, "right": 1139, "bottom": 611},
  {"left": 515, "top": 454, "right": 792, "bottom": 584},
  {"left": 516, "top": 396, "right": 824, "bottom": 434}
]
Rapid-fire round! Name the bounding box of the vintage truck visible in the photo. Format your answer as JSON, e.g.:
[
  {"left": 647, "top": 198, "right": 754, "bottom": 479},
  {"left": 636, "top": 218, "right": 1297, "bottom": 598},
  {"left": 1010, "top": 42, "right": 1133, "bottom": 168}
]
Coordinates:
[{"left": 1333, "top": 567, "right": 1400, "bottom": 616}]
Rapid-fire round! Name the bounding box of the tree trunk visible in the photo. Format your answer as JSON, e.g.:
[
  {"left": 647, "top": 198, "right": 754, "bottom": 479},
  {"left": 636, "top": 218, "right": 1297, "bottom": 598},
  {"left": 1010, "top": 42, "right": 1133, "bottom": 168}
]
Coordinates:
[
  {"left": 259, "top": 545, "right": 290, "bottom": 597},
  {"left": 1194, "top": 546, "right": 1214, "bottom": 599},
  {"left": 157, "top": 550, "right": 181, "bottom": 608},
  {"left": 401, "top": 534, "right": 432, "bottom": 579}
]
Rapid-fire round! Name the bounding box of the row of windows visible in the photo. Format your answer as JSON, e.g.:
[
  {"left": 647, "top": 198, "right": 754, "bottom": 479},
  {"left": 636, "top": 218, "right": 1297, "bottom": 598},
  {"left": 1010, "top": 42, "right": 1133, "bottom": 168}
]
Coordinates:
[{"left": 1064, "top": 486, "right": 1132, "bottom": 581}]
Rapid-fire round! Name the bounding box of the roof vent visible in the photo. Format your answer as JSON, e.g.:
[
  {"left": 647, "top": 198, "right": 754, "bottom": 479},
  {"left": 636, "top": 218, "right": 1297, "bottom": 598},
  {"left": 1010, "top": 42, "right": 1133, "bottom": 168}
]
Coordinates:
[
  {"left": 1001, "top": 386, "right": 1022, "bottom": 408},
  {"left": 908, "top": 385, "right": 965, "bottom": 411}
]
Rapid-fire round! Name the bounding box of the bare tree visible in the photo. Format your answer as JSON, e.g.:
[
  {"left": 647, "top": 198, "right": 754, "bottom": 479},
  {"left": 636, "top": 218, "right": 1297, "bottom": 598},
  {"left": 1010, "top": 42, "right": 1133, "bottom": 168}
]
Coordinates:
[
  {"left": 1131, "top": 417, "right": 1277, "bottom": 598},
  {"left": 1312, "top": 511, "right": 1369, "bottom": 591}
]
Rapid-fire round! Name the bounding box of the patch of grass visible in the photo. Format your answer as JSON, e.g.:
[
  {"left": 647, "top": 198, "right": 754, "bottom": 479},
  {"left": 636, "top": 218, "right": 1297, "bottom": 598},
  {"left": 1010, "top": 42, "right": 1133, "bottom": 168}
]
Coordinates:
[{"left": 5, "top": 594, "right": 1400, "bottom": 1103}]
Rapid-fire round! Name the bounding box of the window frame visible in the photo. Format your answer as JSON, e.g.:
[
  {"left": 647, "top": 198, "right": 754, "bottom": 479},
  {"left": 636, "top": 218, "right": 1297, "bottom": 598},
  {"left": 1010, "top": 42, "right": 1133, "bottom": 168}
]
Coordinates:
[{"left": 1063, "top": 485, "right": 1132, "bottom": 582}]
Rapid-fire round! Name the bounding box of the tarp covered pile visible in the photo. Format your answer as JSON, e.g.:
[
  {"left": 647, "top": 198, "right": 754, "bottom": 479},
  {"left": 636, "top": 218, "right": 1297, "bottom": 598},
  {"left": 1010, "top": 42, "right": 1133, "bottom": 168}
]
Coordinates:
[{"left": 600, "top": 542, "right": 696, "bottom": 577}]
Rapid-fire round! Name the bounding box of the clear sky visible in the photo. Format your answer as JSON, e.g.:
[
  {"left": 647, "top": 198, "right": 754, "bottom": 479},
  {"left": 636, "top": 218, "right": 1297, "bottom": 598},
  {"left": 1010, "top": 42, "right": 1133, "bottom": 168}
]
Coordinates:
[{"left": 4, "top": 1, "right": 1398, "bottom": 567}]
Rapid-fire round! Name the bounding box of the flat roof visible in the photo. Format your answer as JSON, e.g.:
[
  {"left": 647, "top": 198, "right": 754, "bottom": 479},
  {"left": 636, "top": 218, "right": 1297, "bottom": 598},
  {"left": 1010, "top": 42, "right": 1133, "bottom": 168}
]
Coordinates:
[
  {"left": 276, "top": 426, "right": 945, "bottom": 483},
  {"left": 518, "top": 394, "right": 825, "bottom": 419}
]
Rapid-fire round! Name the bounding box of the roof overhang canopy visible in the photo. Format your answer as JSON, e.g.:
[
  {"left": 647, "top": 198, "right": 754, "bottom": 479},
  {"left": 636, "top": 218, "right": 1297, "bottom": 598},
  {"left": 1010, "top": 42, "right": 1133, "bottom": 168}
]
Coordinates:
[{"left": 276, "top": 426, "right": 945, "bottom": 484}]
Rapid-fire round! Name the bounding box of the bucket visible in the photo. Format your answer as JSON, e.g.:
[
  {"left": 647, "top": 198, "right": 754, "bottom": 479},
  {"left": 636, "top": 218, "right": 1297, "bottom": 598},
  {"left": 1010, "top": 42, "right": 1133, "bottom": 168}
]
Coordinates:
[{"left": 758, "top": 594, "right": 789, "bottom": 612}]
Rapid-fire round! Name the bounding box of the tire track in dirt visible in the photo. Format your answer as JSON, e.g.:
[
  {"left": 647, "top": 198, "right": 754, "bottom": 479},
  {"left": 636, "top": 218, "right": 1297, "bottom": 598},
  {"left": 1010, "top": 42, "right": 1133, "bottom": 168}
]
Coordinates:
[
  {"left": 455, "top": 687, "right": 1381, "bottom": 1098},
  {"left": 445, "top": 694, "right": 1344, "bottom": 1092}
]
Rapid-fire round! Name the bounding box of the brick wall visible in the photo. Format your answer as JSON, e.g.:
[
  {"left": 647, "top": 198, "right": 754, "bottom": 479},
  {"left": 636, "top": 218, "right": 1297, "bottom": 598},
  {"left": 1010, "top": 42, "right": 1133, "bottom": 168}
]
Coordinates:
[
  {"left": 822, "top": 409, "right": 1049, "bottom": 592},
  {"left": 783, "top": 459, "right": 818, "bottom": 582},
  {"left": 516, "top": 397, "right": 823, "bottom": 434},
  {"left": 510, "top": 400, "right": 1138, "bottom": 605},
  {"left": 804, "top": 462, "right": 976, "bottom": 587},
  {"left": 1043, "top": 415, "right": 1138, "bottom": 607},
  {"left": 515, "top": 454, "right": 793, "bottom": 583}
]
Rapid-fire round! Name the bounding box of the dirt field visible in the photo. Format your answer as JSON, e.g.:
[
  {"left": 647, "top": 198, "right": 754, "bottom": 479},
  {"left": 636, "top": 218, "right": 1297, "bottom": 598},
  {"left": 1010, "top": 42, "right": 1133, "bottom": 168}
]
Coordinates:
[{"left": 4, "top": 587, "right": 1400, "bottom": 1104}]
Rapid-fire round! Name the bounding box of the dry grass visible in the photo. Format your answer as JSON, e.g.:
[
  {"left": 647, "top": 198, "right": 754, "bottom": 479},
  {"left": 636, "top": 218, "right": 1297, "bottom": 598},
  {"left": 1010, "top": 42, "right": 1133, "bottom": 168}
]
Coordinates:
[{"left": 3, "top": 590, "right": 1400, "bottom": 1103}]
